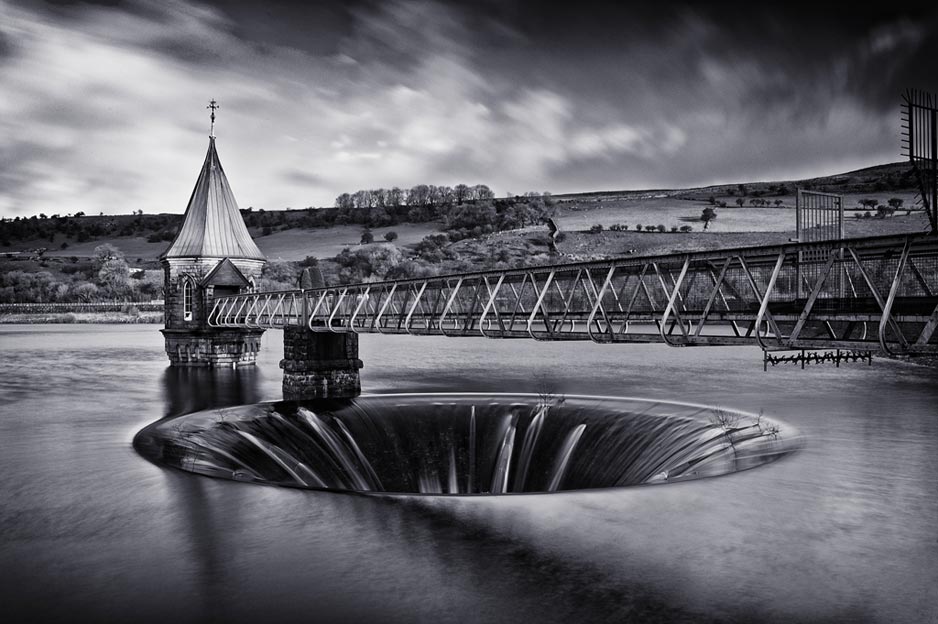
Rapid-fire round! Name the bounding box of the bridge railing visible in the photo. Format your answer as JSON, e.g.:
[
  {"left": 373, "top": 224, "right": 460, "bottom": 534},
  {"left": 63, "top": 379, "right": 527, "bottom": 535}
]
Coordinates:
[{"left": 208, "top": 233, "right": 938, "bottom": 355}]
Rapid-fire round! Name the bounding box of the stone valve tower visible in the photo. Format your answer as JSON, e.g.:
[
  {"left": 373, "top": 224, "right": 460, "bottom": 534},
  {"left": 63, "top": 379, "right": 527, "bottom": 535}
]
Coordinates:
[{"left": 160, "top": 100, "right": 266, "bottom": 367}]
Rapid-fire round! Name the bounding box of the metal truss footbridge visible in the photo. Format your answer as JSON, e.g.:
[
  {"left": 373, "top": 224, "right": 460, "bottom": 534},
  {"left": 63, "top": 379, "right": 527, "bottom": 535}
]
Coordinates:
[{"left": 209, "top": 232, "right": 938, "bottom": 358}]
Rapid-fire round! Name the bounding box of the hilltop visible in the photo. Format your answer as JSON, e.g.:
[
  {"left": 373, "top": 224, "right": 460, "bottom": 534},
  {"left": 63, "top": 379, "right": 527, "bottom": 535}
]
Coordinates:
[
  {"left": 0, "top": 160, "right": 930, "bottom": 305},
  {"left": 0, "top": 160, "right": 924, "bottom": 261}
]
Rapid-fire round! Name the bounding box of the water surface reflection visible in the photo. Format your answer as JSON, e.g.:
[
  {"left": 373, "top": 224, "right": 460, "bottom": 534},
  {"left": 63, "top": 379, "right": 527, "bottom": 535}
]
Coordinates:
[{"left": 1, "top": 326, "right": 936, "bottom": 623}]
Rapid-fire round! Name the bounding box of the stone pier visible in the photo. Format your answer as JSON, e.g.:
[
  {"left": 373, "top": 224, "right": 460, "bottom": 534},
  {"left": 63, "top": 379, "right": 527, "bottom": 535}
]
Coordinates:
[
  {"left": 163, "top": 328, "right": 264, "bottom": 368},
  {"left": 280, "top": 327, "right": 363, "bottom": 399}
]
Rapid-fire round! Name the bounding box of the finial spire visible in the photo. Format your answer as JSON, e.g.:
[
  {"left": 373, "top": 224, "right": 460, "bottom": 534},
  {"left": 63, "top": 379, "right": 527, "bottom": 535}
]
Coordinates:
[{"left": 207, "top": 99, "right": 220, "bottom": 138}]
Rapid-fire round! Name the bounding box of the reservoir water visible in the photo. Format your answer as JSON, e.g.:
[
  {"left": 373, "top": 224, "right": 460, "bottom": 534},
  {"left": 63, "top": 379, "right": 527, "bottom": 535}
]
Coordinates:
[{"left": 1, "top": 325, "right": 936, "bottom": 623}]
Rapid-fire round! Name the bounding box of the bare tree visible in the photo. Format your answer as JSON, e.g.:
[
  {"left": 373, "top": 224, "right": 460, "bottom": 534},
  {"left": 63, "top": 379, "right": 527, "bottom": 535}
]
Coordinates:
[{"left": 709, "top": 408, "right": 741, "bottom": 468}]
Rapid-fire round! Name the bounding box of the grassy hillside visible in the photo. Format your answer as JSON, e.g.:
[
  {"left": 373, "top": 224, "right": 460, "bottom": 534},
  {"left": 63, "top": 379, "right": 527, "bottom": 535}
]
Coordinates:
[
  {"left": 1, "top": 159, "right": 929, "bottom": 305},
  {"left": 2, "top": 160, "right": 925, "bottom": 261},
  {"left": 553, "top": 161, "right": 921, "bottom": 202}
]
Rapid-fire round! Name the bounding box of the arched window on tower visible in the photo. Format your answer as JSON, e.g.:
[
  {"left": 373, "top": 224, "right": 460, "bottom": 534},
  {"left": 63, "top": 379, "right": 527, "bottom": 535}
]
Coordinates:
[{"left": 183, "top": 277, "right": 194, "bottom": 321}]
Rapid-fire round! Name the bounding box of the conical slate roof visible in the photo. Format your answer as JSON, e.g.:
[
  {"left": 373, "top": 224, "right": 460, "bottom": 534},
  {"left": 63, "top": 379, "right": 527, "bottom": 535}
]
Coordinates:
[{"left": 161, "top": 137, "right": 265, "bottom": 260}]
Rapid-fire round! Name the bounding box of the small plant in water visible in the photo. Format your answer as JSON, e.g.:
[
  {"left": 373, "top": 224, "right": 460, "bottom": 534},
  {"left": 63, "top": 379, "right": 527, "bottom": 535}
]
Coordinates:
[{"left": 533, "top": 372, "right": 565, "bottom": 408}]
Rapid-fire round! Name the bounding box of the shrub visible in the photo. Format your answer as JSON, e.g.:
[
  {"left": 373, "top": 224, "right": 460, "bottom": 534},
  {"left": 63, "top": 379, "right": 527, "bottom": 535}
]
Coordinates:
[
  {"left": 61, "top": 312, "right": 78, "bottom": 324},
  {"left": 360, "top": 229, "right": 374, "bottom": 244},
  {"left": 671, "top": 226, "right": 679, "bottom": 232},
  {"left": 384, "top": 231, "right": 398, "bottom": 242},
  {"left": 863, "top": 211, "right": 872, "bottom": 219},
  {"left": 657, "top": 224, "right": 666, "bottom": 232},
  {"left": 589, "top": 224, "right": 604, "bottom": 233},
  {"left": 645, "top": 225, "right": 657, "bottom": 232}
]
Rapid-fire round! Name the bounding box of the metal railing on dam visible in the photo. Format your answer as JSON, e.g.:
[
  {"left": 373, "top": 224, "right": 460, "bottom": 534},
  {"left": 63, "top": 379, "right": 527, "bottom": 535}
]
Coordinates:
[{"left": 208, "top": 233, "right": 938, "bottom": 356}]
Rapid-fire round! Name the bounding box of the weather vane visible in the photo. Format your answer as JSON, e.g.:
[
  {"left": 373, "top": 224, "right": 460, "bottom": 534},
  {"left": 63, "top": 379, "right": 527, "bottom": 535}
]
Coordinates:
[{"left": 207, "top": 99, "right": 219, "bottom": 138}]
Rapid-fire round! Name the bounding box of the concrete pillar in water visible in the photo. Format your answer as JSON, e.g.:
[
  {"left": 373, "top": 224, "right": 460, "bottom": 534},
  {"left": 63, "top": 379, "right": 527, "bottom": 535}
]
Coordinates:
[{"left": 280, "top": 327, "right": 363, "bottom": 399}]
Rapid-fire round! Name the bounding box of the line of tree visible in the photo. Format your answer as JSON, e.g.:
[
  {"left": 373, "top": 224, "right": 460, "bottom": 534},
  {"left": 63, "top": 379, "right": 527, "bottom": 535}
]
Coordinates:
[
  {"left": 332, "top": 184, "right": 497, "bottom": 228},
  {"left": 0, "top": 213, "right": 182, "bottom": 247},
  {"left": 336, "top": 183, "right": 495, "bottom": 212},
  {"left": 0, "top": 244, "right": 161, "bottom": 303}
]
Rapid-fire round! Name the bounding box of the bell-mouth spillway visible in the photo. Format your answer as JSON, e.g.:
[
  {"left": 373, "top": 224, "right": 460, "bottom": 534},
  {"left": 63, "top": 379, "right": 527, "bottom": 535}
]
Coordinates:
[{"left": 135, "top": 393, "right": 803, "bottom": 495}]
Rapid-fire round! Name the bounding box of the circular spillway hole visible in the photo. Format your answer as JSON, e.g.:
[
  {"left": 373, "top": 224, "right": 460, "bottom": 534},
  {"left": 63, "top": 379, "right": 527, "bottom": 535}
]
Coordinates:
[{"left": 136, "top": 394, "right": 802, "bottom": 495}]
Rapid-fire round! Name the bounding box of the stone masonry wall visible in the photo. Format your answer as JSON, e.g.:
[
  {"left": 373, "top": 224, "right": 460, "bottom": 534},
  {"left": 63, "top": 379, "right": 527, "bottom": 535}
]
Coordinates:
[
  {"left": 162, "top": 257, "right": 265, "bottom": 329},
  {"left": 163, "top": 328, "right": 264, "bottom": 367},
  {"left": 280, "top": 327, "right": 363, "bottom": 399},
  {"left": 161, "top": 257, "right": 266, "bottom": 367}
]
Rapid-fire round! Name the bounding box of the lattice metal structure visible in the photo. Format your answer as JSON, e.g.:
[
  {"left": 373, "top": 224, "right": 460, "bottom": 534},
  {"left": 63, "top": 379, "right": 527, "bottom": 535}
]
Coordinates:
[
  {"left": 796, "top": 189, "right": 844, "bottom": 244},
  {"left": 209, "top": 233, "right": 938, "bottom": 356},
  {"left": 901, "top": 89, "right": 938, "bottom": 232},
  {"left": 796, "top": 190, "right": 844, "bottom": 299}
]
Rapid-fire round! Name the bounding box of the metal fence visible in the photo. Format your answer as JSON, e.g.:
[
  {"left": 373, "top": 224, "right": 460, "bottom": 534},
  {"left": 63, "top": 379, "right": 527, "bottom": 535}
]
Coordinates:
[{"left": 902, "top": 89, "right": 938, "bottom": 232}]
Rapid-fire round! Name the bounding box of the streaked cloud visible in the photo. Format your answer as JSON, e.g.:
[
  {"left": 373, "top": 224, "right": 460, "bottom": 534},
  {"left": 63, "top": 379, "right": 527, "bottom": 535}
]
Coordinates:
[{"left": 0, "top": 0, "right": 936, "bottom": 217}]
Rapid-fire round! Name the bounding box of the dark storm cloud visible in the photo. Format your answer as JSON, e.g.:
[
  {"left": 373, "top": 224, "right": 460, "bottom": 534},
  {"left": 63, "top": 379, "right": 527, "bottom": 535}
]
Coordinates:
[
  {"left": 2, "top": 0, "right": 937, "bottom": 216},
  {"left": 0, "top": 29, "right": 14, "bottom": 59},
  {"left": 484, "top": 2, "right": 938, "bottom": 110}
]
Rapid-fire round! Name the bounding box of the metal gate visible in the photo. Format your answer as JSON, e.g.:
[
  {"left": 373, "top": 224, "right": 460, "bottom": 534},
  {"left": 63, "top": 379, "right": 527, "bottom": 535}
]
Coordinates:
[
  {"left": 902, "top": 89, "right": 938, "bottom": 232},
  {"left": 795, "top": 189, "right": 844, "bottom": 299}
]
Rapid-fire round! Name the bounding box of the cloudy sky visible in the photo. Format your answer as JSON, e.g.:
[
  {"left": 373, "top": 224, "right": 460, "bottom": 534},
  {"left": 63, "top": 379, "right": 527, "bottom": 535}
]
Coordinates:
[{"left": 1, "top": 0, "right": 937, "bottom": 218}]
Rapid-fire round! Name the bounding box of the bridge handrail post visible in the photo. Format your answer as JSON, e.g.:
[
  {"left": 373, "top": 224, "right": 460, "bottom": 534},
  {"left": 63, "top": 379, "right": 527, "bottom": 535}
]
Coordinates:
[
  {"left": 694, "top": 257, "right": 732, "bottom": 339},
  {"left": 527, "top": 270, "right": 556, "bottom": 341},
  {"left": 438, "top": 278, "right": 464, "bottom": 337},
  {"left": 244, "top": 294, "right": 262, "bottom": 329},
  {"left": 586, "top": 264, "right": 616, "bottom": 343},
  {"left": 207, "top": 299, "right": 222, "bottom": 327},
  {"left": 349, "top": 286, "right": 372, "bottom": 333},
  {"left": 479, "top": 274, "right": 506, "bottom": 338},
  {"left": 748, "top": 251, "right": 787, "bottom": 351},
  {"left": 404, "top": 282, "right": 429, "bottom": 334},
  {"left": 231, "top": 296, "right": 250, "bottom": 326},
  {"left": 328, "top": 288, "right": 349, "bottom": 332},
  {"left": 787, "top": 250, "right": 838, "bottom": 347},
  {"left": 249, "top": 294, "right": 266, "bottom": 328},
  {"left": 658, "top": 256, "right": 691, "bottom": 346},
  {"left": 374, "top": 283, "right": 399, "bottom": 334},
  {"left": 878, "top": 237, "right": 913, "bottom": 354},
  {"left": 307, "top": 289, "right": 330, "bottom": 331},
  {"left": 300, "top": 290, "right": 309, "bottom": 328},
  {"left": 846, "top": 246, "right": 908, "bottom": 356}
]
